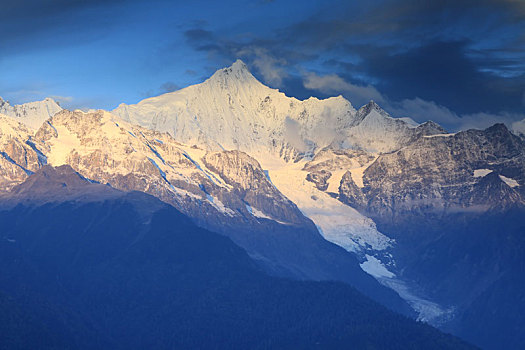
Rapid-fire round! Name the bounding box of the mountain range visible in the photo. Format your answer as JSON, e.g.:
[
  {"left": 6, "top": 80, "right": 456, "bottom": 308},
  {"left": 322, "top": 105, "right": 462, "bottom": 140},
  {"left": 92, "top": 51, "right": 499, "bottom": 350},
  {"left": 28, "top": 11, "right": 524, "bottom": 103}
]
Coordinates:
[{"left": 1, "top": 59, "right": 524, "bottom": 349}]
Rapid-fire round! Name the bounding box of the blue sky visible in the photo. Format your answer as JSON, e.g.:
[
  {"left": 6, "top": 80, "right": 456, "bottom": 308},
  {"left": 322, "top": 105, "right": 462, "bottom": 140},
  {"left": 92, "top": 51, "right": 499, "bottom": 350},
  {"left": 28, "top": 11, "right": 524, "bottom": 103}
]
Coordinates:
[{"left": 1, "top": 0, "right": 524, "bottom": 130}]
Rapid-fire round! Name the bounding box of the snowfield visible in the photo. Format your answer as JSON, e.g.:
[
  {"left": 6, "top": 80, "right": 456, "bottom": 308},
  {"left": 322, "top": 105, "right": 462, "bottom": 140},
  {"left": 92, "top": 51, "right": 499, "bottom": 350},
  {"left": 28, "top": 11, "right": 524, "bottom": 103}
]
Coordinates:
[{"left": 261, "top": 156, "right": 393, "bottom": 253}]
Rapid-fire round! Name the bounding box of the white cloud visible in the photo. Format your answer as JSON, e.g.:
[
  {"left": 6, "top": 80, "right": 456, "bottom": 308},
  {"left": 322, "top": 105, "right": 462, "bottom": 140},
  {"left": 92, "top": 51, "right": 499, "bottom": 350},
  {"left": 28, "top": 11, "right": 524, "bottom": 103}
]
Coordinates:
[
  {"left": 2, "top": 89, "right": 45, "bottom": 104},
  {"left": 459, "top": 112, "right": 525, "bottom": 131},
  {"left": 302, "top": 71, "right": 385, "bottom": 106},
  {"left": 49, "top": 95, "right": 74, "bottom": 106},
  {"left": 312, "top": 106, "right": 342, "bottom": 142},
  {"left": 237, "top": 47, "right": 288, "bottom": 86},
  {"left": 389, "top": 98, "right": 459, "bottom": 125},
  {"left": 283, "top": 116, "right": 307, "bottom": 152},
  {"left": 390, "top": 97, "right": 525, "bottom": 132},
  {"left": 301, "top": 74, "right": 525, "bottom": 132},
  {"left": 511, "top": 117, "right": 525, "bottom": 137}
]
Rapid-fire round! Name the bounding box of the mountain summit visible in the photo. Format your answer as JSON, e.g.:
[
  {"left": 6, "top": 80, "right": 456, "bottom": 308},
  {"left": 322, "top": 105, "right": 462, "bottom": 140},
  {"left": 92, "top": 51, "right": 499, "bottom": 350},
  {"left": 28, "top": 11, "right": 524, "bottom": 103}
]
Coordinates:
[
  {"left": 113, "top": 60, "right": 434, "bottom": 157},
  {"left": 0, "top": 97, "right": 62, "bottom": 129},
  {"left": 207, "top": 59, "right": 257, "bottom": 85}
]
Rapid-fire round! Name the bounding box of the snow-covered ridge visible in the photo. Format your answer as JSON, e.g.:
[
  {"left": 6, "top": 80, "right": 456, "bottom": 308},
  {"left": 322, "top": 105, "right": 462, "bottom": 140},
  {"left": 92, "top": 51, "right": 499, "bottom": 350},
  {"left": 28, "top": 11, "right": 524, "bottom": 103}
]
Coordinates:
[
  {"left": 0, "top": 97, "right": 62, "bottom": 130},
  {"left": 113, "top": 60, "right": 426, "bottom": 157},
  {"left": 0, "top": 113, "right": 34, "bottom": 140},
  {"left": 13, "top": 108, "right": 309, "bottom": 230}
]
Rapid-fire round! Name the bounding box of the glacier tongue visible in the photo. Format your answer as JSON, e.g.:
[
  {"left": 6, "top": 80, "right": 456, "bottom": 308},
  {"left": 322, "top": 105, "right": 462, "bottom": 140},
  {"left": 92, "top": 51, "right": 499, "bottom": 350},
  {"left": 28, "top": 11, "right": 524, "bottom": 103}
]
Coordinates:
[
  {"left": 262, "top": 155, "right": 452, "bottom": 323},
  {"left": 260, "top": 156, "right": 392, "bottom": 253},
  {"left": 378, "top": 275, "right": 454, "bottom": 324}
]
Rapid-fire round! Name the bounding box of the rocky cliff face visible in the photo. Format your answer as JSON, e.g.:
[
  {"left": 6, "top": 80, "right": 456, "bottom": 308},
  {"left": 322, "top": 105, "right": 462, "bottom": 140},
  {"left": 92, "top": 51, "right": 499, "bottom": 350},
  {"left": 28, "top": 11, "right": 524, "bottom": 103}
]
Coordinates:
[
  {"left": 202, "top": 150, "right": 305, "bottom": 225},
  {"left": 0, "top": 107, "right": 314, "bottom": 236},
  {"left": 302, "top": 148, "right": 376, "bottom": 194},
  {"left": 0, "top": 115, "right": 44, "bottom": 191},
  {"left": 329, "top": 122, "right": 525, "bottom": 349},
  {"left": 338, "top": 123, "right": 525, "bottom": 218},
  {"left": 108, "top": 63, "right": 525, "bottom": 334},
  {"left": 283, "top": 114, "right": 525, "bottom": 340},
  {"left": 31, "top": 109, "right": 312, "bottom": 231}
]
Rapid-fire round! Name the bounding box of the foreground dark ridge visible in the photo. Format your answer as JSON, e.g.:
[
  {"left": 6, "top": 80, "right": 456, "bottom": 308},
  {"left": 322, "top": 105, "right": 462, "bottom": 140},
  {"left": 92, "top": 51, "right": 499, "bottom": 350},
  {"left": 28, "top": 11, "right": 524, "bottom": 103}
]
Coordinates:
[{"left": 0, "top": 166, "right": 475, "bottom": 349}]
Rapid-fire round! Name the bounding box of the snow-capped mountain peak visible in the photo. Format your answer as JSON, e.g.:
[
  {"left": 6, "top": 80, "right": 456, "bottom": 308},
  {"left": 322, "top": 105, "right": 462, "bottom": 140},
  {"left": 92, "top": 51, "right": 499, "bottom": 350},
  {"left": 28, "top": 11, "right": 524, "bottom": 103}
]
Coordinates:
[
  {"left": 113, "top": 60, "right": 361, "bottom": 158},
  {"left": 355, "top": 100, "right": 390, "bottom": 122},
  {"left": 113, "top": 60, "right": 448, "bottom": 158},
  {"left": 0, "top": 97, "right": 62, "bottom": 130},
  {"left": 207, "top": 59, "right": 257, "bottom": 86}
]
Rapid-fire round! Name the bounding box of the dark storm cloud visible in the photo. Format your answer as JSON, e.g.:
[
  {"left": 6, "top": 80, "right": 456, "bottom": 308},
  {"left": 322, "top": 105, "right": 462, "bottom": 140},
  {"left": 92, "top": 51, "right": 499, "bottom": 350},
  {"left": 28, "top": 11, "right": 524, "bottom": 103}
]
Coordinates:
[
  {"left": 140, "top": 80, "right": 181, "bottom": 98},
  {"left": 283, "top": 0, "right": 525, "bottom": 80},
  {"left": 289, "top": 0, "right": 525, "bottom": 93},
  {"left": 356, "top": 41, "right": 525, "bottom": 114},
  {"left": 282, "top": 0, "right": 525, "bottom": 50}
]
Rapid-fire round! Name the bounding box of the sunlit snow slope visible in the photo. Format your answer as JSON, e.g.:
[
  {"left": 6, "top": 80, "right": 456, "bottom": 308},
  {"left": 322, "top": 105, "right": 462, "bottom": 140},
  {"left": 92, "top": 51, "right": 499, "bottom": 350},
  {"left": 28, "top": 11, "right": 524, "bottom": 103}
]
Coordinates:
[
  {"left": 113, "top": 60, "right": 422, "bottom": 157},
  {"left": 261, "top": 156, "right": 392, "bottom": 253},
  {"left": 0, "top": 97, "right": 62, "bottom": 129}
]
